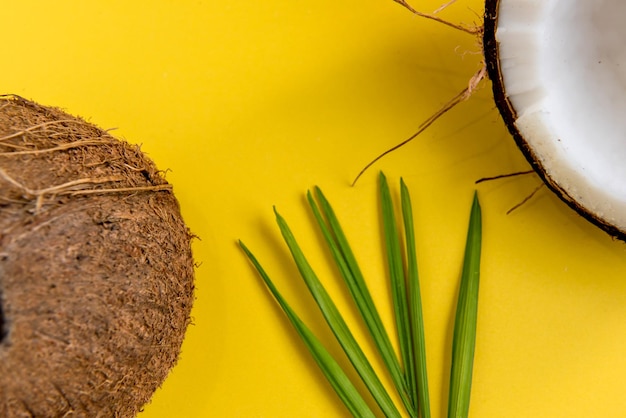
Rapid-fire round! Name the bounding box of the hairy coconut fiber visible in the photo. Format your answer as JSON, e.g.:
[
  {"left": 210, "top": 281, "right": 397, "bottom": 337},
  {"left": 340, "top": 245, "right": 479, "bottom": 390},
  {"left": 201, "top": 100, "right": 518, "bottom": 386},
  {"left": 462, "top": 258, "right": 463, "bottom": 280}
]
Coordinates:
[{"left": 0, "top": 95, "right": 195, "bottom": 417}]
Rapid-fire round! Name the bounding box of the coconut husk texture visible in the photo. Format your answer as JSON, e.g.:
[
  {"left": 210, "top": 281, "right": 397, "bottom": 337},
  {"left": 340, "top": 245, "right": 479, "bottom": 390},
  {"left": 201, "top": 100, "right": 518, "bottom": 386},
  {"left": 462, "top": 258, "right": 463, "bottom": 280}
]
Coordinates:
[{"left": 0, "top": 95, "right": 195, "bottom": 417}]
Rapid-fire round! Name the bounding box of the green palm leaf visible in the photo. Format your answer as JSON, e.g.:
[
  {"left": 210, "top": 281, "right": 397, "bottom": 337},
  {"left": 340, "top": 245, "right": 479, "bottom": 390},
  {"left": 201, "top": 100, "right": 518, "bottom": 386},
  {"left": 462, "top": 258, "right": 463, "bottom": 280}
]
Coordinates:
[
  {"left": 239, "top": 241, "right": 376, "bottom": 418},
  {"left": 271, "top": 208, "right": 402, "bottom": 418},
  {"left": 447, "top": 193, "right": 482, "bottom": 418},
  {"left": 379, "top": 173, "right": 416, "bottom": 403},
  {"left": 400, "top": 178, "right": 430, "bottom": 418},
  {"left": 240, "top": 174, "right": 482, "bottom": 418},
  {"left": 307, "top": 188, "right": 416, "bottom": 417}
]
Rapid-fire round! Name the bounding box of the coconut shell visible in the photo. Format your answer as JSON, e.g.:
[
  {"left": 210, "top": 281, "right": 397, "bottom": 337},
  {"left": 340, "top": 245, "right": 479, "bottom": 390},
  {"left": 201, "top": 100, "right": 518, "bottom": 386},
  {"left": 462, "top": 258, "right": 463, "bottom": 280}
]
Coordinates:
[
  {"left": 0, "top": 95, "right": 195, "bottom": 417},
  {"left": 483, "top": 0, "right": 626, "bottom": 238}
]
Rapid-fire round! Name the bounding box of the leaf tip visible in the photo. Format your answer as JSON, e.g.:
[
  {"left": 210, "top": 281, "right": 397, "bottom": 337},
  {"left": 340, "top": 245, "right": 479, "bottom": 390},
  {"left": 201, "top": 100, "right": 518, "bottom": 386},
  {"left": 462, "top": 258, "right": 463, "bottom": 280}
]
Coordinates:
[{"left": 471, "top": 191, "right": 481, "bottom": 214}]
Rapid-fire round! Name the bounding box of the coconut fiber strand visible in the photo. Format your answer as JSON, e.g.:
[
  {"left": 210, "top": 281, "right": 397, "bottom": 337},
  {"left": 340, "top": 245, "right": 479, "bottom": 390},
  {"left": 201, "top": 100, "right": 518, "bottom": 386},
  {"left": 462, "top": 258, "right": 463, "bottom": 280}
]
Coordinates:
[{"left": 0, "top": 95, "right": 195, "bottom": 417}]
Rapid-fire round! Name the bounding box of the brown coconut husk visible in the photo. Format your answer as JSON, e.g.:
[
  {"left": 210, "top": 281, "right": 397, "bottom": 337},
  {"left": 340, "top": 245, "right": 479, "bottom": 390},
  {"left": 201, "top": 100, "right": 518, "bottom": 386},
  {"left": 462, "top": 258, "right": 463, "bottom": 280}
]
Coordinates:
[{"left": 0, "top": 95, "right": 195, "bottom": 417}]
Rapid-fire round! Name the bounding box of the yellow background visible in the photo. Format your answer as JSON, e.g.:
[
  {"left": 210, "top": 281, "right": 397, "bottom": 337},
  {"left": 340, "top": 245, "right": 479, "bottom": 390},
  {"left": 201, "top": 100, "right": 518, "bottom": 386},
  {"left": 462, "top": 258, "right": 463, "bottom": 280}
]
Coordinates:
[{"left": 4, "top": 1, "right": 626, "bottom": 417}]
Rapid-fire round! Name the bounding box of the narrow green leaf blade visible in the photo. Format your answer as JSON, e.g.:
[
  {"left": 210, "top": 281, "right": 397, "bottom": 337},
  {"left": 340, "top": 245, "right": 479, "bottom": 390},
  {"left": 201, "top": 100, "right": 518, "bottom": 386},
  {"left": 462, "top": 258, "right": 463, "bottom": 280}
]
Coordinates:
[
  {"left": 273, "top": 209, "right": 402, "bottom": 418},
  {"left": 309, "top": 188, "right": 417, "bottom": 418},
  {"left": 380, "top": 172, "right": 416, "bottom": 402},
  {"left": 239, "top": 241, "right": 376, "bottom": 418},
  {"left": 400, "top": 178, "right": 431, "bottom": 418},
  {"left": 447, "top": 192, "right": 482, "bottom": 418}
]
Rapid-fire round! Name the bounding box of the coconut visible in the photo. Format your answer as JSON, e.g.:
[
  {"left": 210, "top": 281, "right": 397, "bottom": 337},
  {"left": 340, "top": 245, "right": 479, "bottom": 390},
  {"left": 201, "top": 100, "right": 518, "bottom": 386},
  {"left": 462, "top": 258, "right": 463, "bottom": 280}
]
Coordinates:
[
  {"left": 484, "top": 0, "right": 626, "bottom": 237},
  {"left": 363, "top": 1, "right": 626, "bottom": 238},
  {"left": 0, "top": 95, "right": 195, "bottom": 417}
]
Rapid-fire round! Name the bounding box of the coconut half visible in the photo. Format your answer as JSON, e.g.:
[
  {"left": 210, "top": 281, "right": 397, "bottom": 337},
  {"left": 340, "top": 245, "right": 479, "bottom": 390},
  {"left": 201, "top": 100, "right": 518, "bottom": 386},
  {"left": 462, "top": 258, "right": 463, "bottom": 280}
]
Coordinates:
[{"left": 484, "top": 0, "right": 626, "bottom": 237}]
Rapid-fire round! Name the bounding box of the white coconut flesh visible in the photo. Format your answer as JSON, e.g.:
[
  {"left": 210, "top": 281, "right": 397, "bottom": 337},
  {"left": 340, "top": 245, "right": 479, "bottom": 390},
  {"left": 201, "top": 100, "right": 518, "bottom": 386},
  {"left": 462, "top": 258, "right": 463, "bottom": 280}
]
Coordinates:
[{"left": 487, "top": 0, "right": 626, "bottom": 235}]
